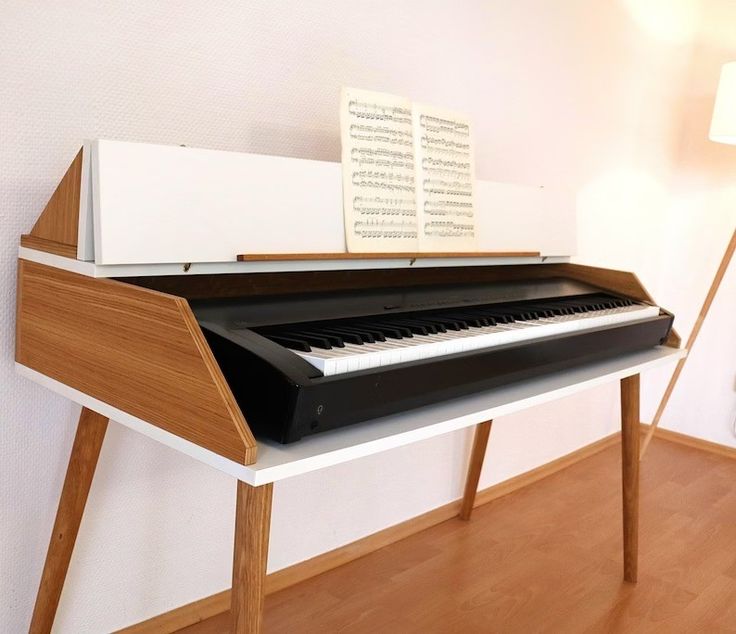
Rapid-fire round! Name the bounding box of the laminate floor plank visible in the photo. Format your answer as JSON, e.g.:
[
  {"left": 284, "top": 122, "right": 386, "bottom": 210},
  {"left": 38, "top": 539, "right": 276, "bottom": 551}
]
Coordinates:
[{"left": 178, "top": 437, "right": 736, "bottom": 633}]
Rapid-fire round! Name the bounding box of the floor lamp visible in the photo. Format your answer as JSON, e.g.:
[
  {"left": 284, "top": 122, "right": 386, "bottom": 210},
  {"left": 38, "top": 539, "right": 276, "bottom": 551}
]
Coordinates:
[{"left": 640, "top": 61, "right": 736, "bottom": 458}]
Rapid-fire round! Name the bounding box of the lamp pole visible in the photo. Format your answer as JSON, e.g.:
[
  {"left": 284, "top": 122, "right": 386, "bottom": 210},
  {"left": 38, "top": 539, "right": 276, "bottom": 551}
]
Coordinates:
[{"left": 640, "top": 62, "right": 736, "bottom": 458}]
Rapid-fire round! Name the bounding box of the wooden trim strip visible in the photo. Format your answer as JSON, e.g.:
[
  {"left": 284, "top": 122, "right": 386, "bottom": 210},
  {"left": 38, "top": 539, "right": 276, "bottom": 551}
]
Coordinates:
[
  {"left": 641, "top": 423, "right": 736, "bottom": 460},
  {"left": 237, "top": 251, "right": 541, "bottom": 261},
  {"left": 20, "top": 234, "right": 78, "bottom": 259},
  {"left": 115, "top": 431, "right": 621, "bottom": 634}
]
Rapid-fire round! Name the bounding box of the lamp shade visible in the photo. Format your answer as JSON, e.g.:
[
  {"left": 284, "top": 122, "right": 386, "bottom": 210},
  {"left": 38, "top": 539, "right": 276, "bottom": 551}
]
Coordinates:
[{"left": 710, "top": 62, "right": 736, "bottom": 145}]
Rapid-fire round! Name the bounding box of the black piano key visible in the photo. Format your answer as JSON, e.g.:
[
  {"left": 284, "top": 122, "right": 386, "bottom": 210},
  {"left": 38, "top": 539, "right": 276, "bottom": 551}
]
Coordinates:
[
  {"left": 479, "top": 312, "right": 514, "bottom": 324},
  {"left": 406, "top": 319, "right": 443, "bottom": 334},
  {"left": 542, "top": 302, "right": 576, "bottom": 315},
  {"left": 320, "top": 327, "right": 369, "bottom": 344},
  {"left": 499, "top": 308, "right": 532, "bottom": 320},
  {"left": 338, "top": 325, "right": 385, "bottom": 342},
  {"left": 282, "top": 332, "right": 333, "bottom": 349},
  {"left": 353, "top": 322, "right": 410, "bottom": 339},
  {"left": 443, "top": 312, "right": 487, "bottom": 328},
  {"left": 559, "top": 299, "right": 592, "bottom": 312},
  {"left": 456, "top": 311, "right": 495, "bottom": 327},
  {"left": 383, "top": 320, "right": 430, "bottom": 336},
  {"left": 518, "top": 310, "right": 540, "bottom": 320},
  {"left": 294, "top": 330, "right": 345, "bottom": 347},
  {"left": 267, "top": 335, "right": 311, "bottom": 352},
  {"left": 522, "top": 305, "right": 555, "bottom": 318},
  {"left": 414, "top": 319, "right": 446, "bottom": 334},
  {"left": 374, "top": 322, "right": 415, "bottom": 337},
  {"left": 425, "top": 315, "right": 468, "bottom": 330}
]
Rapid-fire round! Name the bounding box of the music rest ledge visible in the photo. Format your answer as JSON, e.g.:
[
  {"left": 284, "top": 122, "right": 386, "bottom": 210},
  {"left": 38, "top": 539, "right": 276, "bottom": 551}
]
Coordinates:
[{"left": 17, "top": 143, "right": 684, "bottom": 633}]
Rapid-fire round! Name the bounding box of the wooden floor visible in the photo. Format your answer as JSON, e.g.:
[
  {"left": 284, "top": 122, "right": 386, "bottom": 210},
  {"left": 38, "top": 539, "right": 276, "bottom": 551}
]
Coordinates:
[{"left": 180, "top": 437, "right": 736, "bottom": 633}]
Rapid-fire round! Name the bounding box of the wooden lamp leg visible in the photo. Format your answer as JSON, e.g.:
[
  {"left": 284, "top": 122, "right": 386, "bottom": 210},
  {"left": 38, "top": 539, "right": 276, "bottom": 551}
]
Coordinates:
[
  {"left": 231, "top": 481, "right": 273, "bottom": 633},
  {"left": 620, "top": 374, "right": 640, "bottom": 583},
  {"left": 459, "top": 420, "right": 492, "bottom": 521},
  {"left": 29, "top": 407, "right": 109, "bottom": 634},
  {"left": 640, "top": 228, "right": 736, "bottom": 459}
]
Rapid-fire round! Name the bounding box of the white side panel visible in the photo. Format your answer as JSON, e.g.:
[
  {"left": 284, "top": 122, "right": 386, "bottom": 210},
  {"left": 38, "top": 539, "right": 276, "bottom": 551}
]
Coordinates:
[
  {"left": 93, "top": 140, "right": 345, "bottom": 264},
  {"left": 475, "top": 181, "right": 577, "bottom": 256},
  {"left": 91, "top": 139, "right": 577, "bottom": 265},
  {"left": 76, "top": 141, "right": 95, "bottom": 261}
]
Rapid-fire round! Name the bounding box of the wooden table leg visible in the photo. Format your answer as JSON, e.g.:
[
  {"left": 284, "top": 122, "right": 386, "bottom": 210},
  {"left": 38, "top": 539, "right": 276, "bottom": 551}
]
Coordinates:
[
  {"left": 231, "top": 481, "right": 273, "bottom": 633},
  {"left": 620, "top": 374, "right": 640, "bottom": 583},
  {"left": 29, "top": 407, "right": 109, "bottom": 634},
  {"left": 459, "top": 420, "right": 492, "bottom": 521}
]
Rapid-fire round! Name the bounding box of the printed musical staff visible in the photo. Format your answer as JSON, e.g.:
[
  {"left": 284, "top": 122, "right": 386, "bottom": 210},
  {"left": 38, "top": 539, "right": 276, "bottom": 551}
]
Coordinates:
[
  {"left": 413, "top": 104, "right": 477, "bottom": 251},
  {"left": 341, "top": 88, "right": 418, "bottom": 252},
  {"left": 341, "top": 88, "right": 476, "bottom": 252}
]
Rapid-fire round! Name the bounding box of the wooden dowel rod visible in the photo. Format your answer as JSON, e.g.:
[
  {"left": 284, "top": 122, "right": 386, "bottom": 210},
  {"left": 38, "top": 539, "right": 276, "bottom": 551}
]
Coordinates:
[{"left": 640, "top": 228, "right": 735, "bottom": 459}]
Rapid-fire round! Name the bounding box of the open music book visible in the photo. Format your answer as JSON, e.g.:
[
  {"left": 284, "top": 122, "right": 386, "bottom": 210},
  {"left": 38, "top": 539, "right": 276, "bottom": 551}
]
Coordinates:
[{"left": 340, "top": 87, "right": 476, "bottom": 253}]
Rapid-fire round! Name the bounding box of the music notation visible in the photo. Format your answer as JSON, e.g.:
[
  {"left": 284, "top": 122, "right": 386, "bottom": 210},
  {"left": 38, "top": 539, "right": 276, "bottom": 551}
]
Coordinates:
[
  {"left": 341, "top": 88, "right": 418, "bottom": 252},
  {"left": 341, "top": 88, "right": 476, "bottom": 252},
  {"left": 413, "top": 104, "right": 476, "bottom": 250}
]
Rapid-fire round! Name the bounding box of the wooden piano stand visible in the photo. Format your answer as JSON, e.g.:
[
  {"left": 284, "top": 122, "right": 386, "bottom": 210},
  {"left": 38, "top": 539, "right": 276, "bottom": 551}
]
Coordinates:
[
  {"left": 17, "top": 144, "right": 686, "bottom": 632},
  {"left": 28, "top": 368, "right": 655, "bottom": 633}
]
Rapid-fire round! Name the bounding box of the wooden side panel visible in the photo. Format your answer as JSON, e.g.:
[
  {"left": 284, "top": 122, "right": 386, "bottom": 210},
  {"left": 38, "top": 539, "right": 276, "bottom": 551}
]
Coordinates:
[
  {"left": 553, "top": 263, "right": 656, "bottom": 303},
  {"left": 552, "top": 263, "right": 681, "bottom": 348},
  {"left": 30, "top": 148, "right": 83, "bottom": 250},
  {"left": 16, "top": 260, "right": 256, "bottom": 464}
]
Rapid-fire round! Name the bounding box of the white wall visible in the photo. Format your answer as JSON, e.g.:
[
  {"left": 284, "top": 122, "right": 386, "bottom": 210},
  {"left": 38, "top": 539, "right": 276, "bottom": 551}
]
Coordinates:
[{"left": 1, "top": 1, "right": 734, "bottom": 631}]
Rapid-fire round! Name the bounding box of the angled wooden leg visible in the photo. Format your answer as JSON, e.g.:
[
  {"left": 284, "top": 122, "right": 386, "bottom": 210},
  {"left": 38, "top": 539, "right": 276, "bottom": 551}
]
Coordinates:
[
  {"left": 29, "top": 407, "right": 109, "bottom": 634},
  {"left": 231, "top": 481, "right": 273, "bottom": 633},
  {"left": 620, "top": 374, "right": 640, "bottom": 583},
  {"left": 459, "top": 420, "right": 492, "bottom": 520}
]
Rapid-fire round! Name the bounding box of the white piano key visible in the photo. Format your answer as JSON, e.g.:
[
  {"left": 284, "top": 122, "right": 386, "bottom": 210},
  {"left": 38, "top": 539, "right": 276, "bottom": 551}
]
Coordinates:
[{"left": 294, "top": 304, "right": 661, "bottom": 376}]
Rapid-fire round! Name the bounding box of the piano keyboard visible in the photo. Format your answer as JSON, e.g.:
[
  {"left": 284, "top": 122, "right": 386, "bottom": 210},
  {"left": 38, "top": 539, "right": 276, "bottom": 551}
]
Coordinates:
[{"left": 255, "top": 294, "right": 661, "bottom": 376}]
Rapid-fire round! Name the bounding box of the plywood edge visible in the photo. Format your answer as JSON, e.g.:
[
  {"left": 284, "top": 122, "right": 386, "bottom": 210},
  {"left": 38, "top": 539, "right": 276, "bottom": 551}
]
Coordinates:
[
  {"left": 20, "top": 234, "right": 78, "bottom": 259},
  {"left": 551, "top": 263, "right": 681, "bottom": 348},
  {"left": 115, "top": 431, "right": 621, "bottom": 634},
  {"left": 177, "top": 299, "right": 257, "bottom": 463},
  {"left": 30, "top": 148, "right": 83, "bottom": 250},
  {"left": 16, "top": 259, "right": 256, "bottom": 463},
  {"left": 640, "top": 423, "right": 736, "bottom": 460}
]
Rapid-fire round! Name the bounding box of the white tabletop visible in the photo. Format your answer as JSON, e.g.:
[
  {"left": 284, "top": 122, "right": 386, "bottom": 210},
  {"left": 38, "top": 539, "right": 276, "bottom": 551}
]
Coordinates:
[{"left": 18, "top": 346, "right": 685, "bottom": 486}]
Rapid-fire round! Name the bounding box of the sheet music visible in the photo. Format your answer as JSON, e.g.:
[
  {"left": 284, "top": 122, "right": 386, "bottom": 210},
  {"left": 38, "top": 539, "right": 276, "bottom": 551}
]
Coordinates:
[
  {"left": 413, "top": 104, "right": 477, "bottom": 251},
  {"left": 340, "top": 88, "right": 419, "bottom": 252}
]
